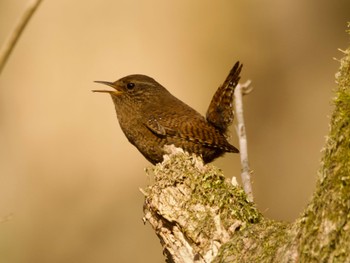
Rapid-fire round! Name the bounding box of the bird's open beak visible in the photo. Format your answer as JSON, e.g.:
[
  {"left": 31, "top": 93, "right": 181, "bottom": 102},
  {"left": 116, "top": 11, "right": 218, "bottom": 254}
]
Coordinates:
[{"left": 92, "top": 81, "right": 120, "bottom": 94}]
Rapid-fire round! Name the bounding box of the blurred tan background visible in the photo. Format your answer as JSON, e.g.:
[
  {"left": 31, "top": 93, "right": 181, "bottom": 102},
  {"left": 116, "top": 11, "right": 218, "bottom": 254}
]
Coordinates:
[{"left": 0, "top": 0, "right": 349, "bottom": 262}]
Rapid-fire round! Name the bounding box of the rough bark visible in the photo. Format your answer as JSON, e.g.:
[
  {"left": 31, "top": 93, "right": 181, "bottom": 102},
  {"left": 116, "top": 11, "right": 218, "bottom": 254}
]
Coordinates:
[{"left": 142, "top": 26, "right": 350, "bottom": 263}]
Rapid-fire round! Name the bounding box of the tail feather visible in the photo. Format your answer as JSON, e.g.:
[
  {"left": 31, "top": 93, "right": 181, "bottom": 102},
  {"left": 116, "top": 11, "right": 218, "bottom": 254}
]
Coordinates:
[{"left": 206, "top": 61, "right": 243, "bottom": 133}]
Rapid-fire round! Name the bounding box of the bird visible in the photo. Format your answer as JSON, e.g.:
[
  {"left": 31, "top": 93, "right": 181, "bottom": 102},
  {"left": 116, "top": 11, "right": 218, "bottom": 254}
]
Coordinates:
[{"left": 93, "top": 62, "right": 242, "bottom": 165}]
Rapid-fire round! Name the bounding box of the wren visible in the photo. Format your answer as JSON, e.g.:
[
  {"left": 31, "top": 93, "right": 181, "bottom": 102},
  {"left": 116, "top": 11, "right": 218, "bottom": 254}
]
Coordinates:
[{"left": 93, "top": 62, "right": 242, "bottom": 164}]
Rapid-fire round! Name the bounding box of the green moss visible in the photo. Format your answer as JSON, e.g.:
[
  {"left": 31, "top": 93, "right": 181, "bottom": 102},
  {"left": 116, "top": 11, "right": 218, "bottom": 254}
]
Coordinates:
[
  {"left": 297, "top": 25, "right": 350, "bottom": 262},
  {"left": 213, "top": 220, "right": 291, "bottom": 263},
  {"left": 146, "top": 149, "right": 262, "bottom": 251}
]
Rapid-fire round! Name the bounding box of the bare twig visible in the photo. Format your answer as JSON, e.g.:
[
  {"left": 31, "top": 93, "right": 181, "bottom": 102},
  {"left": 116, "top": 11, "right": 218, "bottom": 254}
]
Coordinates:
[
  {"left": 0, "top": 213, "right": 13, "bottom": 223},
  {"left": 234, "top": 80, "right": 253, "bottom": 202},
  {"left": 0, "top": 0, "right": 43, "bottom": 75}
]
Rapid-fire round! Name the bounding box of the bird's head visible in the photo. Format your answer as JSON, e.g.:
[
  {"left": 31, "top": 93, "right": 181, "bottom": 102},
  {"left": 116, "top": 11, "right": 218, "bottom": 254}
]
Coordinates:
[{"left": 93, "top": 74, "right": 167, "bottom": 104}]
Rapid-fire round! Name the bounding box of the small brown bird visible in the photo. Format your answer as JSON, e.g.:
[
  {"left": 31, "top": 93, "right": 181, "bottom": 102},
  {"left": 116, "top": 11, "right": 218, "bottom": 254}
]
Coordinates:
[{"left": 93, "top": 62, "right": 242, "bottom": 164}]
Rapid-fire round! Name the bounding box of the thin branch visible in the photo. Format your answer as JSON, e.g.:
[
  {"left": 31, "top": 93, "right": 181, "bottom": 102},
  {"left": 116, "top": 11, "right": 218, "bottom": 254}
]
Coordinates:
[
  {"left": 0, "top": 0, "right": 43, "bottom": 75},
  {"left": 234, "top": 80, "right": 253, "bottom": 202}
]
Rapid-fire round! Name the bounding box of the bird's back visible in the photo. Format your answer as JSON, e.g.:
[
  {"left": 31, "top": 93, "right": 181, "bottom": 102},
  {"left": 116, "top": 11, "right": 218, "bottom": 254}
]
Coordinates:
[{"left": 140, "top": 88, "right": 238, "bottom": 163}]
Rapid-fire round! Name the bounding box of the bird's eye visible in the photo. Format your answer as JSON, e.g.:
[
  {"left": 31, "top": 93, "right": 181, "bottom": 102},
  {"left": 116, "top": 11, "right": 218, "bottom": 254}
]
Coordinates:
[{"left": 126, "top": 82, "right": 135, "bottom": 90}]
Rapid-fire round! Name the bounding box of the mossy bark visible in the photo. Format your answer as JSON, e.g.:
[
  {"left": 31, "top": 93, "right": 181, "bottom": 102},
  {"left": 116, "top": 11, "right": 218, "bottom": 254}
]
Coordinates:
[
  {"left": 295, "top": 27, "right": 350, "bottom": 262},
  {"left": 143, "top": 26, "right": 350, "bottom": 263}
]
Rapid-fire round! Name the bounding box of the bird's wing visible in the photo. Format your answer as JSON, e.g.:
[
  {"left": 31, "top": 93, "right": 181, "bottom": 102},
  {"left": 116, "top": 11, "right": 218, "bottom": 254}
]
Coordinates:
[
  {"left": 144, "top": 114, "right": 238, "bottom": 152},
  {"left": 145, "top": 115, "right": 167, "bottom": 136},
  {"left": 141, "top": 88, "right": 238, "bottom": 152}
]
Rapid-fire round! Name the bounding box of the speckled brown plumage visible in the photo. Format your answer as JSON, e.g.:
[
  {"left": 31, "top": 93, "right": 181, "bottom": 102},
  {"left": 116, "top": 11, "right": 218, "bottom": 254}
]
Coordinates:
[
  {"left": 93, "top": 62, "right": 242, "bottom": 164},
  {"left": 207, "top": 62, "right": 242, "bottom": 133}
]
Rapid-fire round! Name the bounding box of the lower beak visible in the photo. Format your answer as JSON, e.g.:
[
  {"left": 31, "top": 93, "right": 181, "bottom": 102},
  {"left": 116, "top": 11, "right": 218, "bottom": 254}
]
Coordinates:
[{"left": 92, "top": 89, "right": 114, "bottom": 93}]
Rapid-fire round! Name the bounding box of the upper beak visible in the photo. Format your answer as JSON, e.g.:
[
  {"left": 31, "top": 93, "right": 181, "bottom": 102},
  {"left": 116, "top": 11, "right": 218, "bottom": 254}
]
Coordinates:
[{"left": 92, "top": 81, "right": 119, "bottom": 94}]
